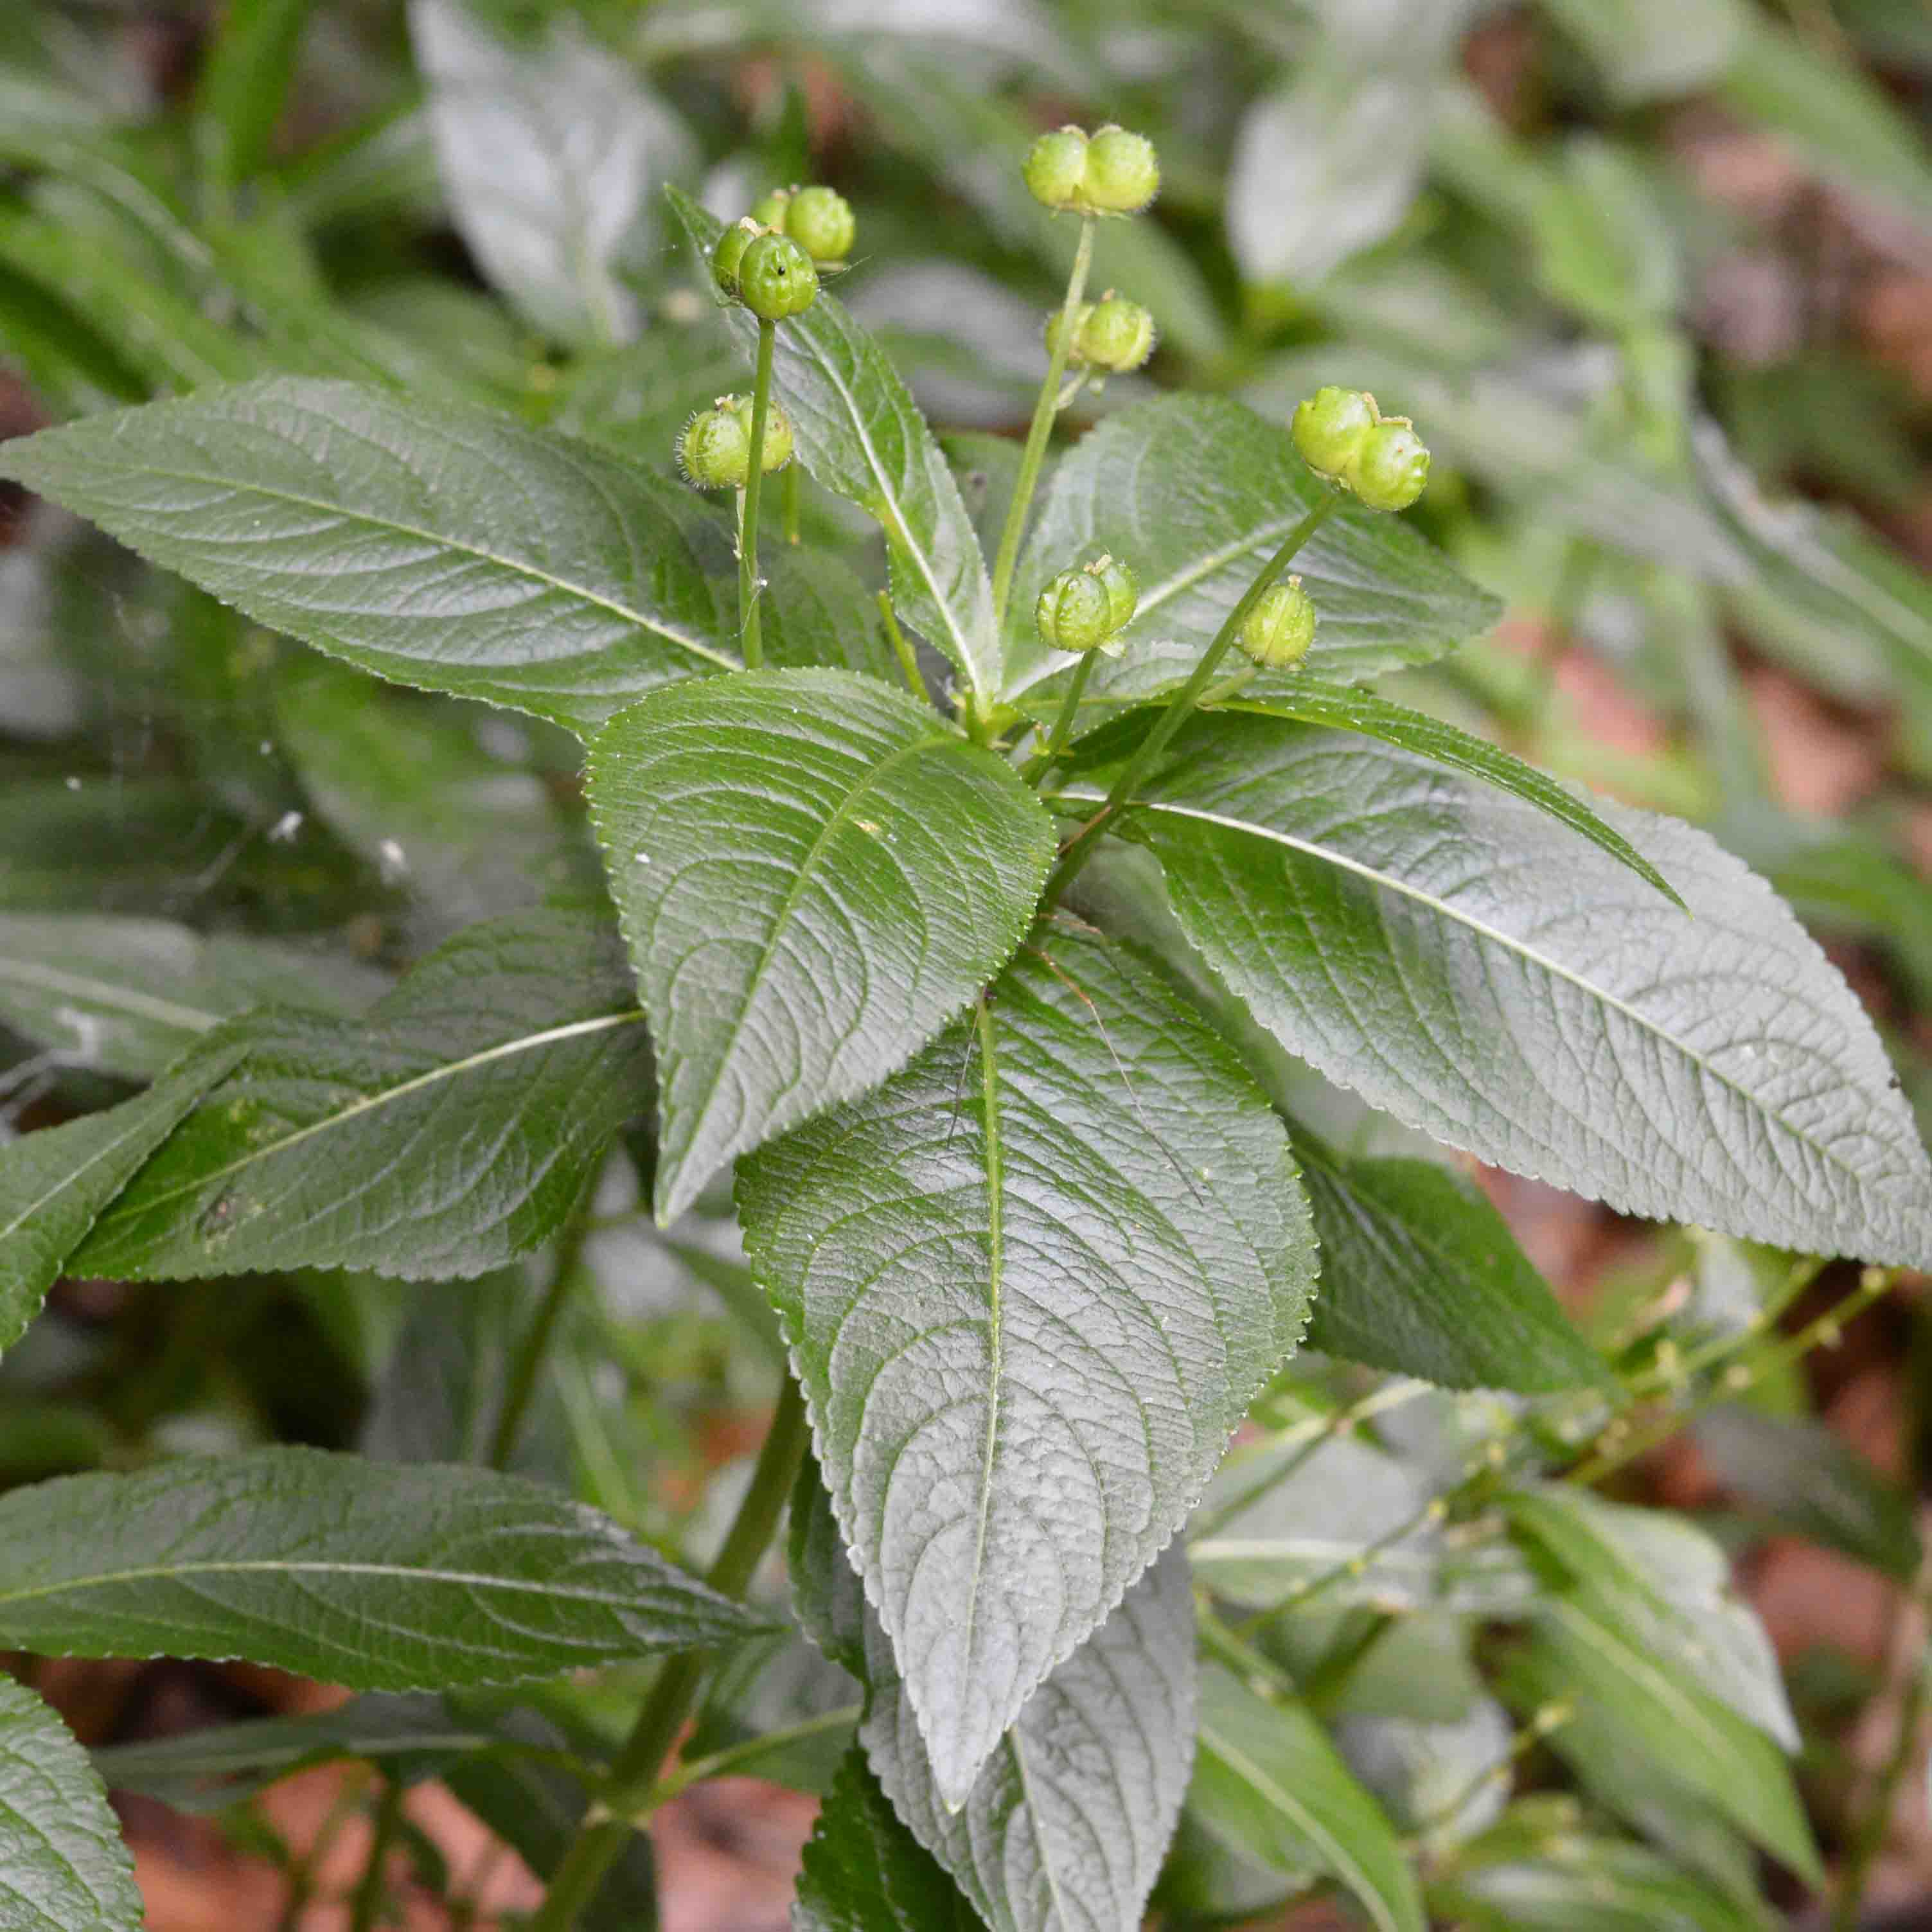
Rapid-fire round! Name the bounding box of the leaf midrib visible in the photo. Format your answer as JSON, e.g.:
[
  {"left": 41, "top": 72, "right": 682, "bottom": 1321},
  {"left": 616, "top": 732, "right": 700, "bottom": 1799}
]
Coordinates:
[
  {"left": 85, "top": 1009, "right": 646, "bottom": 1225},
  {"left": 1065, "top": 790, "right": 1875, "bottom": 1198},
  {"left": 58, "top": 456, "right": 738, "bottom": 675}
]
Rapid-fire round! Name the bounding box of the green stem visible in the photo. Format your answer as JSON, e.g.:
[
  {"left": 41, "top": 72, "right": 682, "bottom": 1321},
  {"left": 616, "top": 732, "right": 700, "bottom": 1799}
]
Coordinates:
[
  {"left": 488, "top": 1220, "right": 587, "bottom": 1471},
  {"left": 1021, "top": 652, "right": 1097, "bottom": 784},
  {"left": 876, "top": 591, "right": 924, "bottom": 700},
  {"left": 645, "top": 1703, "right": 864, "bottom": 1811},
  {"left": 529, "top": 1376, "right": 811, "bottom": 1932},
  {"left": 739, "top": 317, "right": 777, "bottom": 669},
  {"left": 1046, "top": 495, "right": 1338, "bottom": 901},
  {"left": 987, "top": 217, "right": 1096, "bottom": 650},
  {"left": 348, "top": 1777, "right": 403, "bottom": 1932}
]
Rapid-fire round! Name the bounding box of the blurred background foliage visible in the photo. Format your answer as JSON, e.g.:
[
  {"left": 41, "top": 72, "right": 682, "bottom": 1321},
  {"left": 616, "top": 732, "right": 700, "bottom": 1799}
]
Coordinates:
[{"left": 5, "top": 0, "right": 1932, "bottom": 1926}]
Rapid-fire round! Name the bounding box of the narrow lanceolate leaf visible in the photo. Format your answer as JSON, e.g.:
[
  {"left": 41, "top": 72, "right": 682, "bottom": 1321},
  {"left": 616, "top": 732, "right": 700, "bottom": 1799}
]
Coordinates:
[
  {"left": 589, "top": 669, "right": 1055, "bottom": 1223},
  {"left": 0, "top": 1679, "right": 144, "bottom": 1932},
  {"left": 796, "top": 1751, "right": 982, "bottom": 1932},
  {"left": 864, "top": 1545, "right": 1196, "bottom": 1932},
  {"left": 1505, "top": 1486, "right": 1797, "bottom": 1749},
  {"left": 0, "top": 1028, "right": 249, "bottom": 1363},
  {"left": 1521, "top": 1593, "right": 1821, "bottom": 1882},
  {"left": 1194, "top": 1665, "right": 1426, "bottom": 1932},
  {"left": 0, "top": 1446, "right": 764, "bottom": 1686},
  {"left": 69, "top": 906, "right": 653, "bottom": 1282},
  {"left": 743, "top": 925, "right": 1316, "bottom": 1803},
  {"left": 0, "top": 377, "right": 735, "bottom": 733},
  {"left": 1293, "top": 1132, "right": 1608, "bottom": 1393},
  {"left": 0, "top": 912, "right": 385, "bottom": 1081},
  {"left": 411, "top": 0, "right": 691, "bottom": 347},
  {"left": 668, "top": 189, "right": 999, "bottom": 702},
  {"left": 1089, "top": 713, "right": 1932, "bottom": 1270},
  {"left": 1003, "top": 394, "right": 1502, "bottom": 701}
]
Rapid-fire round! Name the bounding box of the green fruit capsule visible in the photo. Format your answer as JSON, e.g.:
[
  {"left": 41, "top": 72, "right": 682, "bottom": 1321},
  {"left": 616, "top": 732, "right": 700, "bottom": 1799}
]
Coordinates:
[
  {"left": 785, "top": 185, "right": 855, "bottom": 263},
  {"left": 734, "top": 394, "right": 795, "bottom": 474},
  {"left": 1078, "top": 294, "right": 1155, "bottom": 373},
  {"left": 679, "top": 398, "right": 754, "bottom": 490},
  {"left": 1291, "top": 385, "right": 1376, "bottom": 480},
  {"left": 1082, "top": 126, "right": 1159, "bottom": 214},
  {"left": 1239, "top": 577, "right": 1316, "bottom": 669},
  {"left": 736, "top": 231, "right": 819, "bottom": 320},
  {"left": 1351, "top": 418, "right": 1430, "bottom": 511},
  {"left": 1086, "top": 552, "right": 1138, "bottom": 634},
  {"left": 712, "top": 218, "right": 761, "bottom": 297},
  {"left": 749, "top": 188, "right": 792, "bottom": 231},
  {"left": 1024, "top": 125, "right": 1089, "bottom": 210},
  {"left": 1045, "top": 301, "right": 1096, "bottom": 362},
  {"left": 1036, "top": 568, "right": 1112, "bottom": 654}
]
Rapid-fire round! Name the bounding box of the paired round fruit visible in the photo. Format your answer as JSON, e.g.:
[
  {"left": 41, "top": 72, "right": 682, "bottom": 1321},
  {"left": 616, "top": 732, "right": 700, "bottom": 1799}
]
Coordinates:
[
  {"left": 1024, "top": 123, "right": 1160, "bottom": 217},
  {"left": 1036, "top": 554, "right": 1139, "bottom": 655},
  {"left": 1289, "top": 385, "right": 1431, "bottom": 511},
  {"left": 1238, "top": 578, "right": 1317, "bottom": 669},
  {"left": 1047, "top": 292, "right": 1156, "bottom": 373},
  {"left": 678, "top": 394, "right": 795, "bottom": 491}
]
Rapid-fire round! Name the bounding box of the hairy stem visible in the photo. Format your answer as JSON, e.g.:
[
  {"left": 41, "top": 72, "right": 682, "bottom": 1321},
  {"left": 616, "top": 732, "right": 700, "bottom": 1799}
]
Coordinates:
[
  {"left": 488, "top": 1219, "right": 587, "bottom": 1471},
  {"left": 877, "top": 591, "right": 924, "bottom": 700},
  {"left": 1021, "top": 652, "right": 1097, "bottom": 784},
  {"left": 1046, "top": 494, "right": 1337, "bottom": 901},
  {"left": 739, "top": 317, "right": 777, "bottom": 668},
  {"left": 987, "top": 217, "right": 1096, "bottom": 652},
  {"left": 530, "top": 1376, "right": 811, "bottom": 1931}
]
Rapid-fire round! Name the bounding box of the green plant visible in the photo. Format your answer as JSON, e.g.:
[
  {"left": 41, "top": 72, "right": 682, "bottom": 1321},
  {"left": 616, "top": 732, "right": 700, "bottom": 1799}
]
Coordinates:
[{"left": 2, "top": 4, "right": 1932, "bottom": 1930}]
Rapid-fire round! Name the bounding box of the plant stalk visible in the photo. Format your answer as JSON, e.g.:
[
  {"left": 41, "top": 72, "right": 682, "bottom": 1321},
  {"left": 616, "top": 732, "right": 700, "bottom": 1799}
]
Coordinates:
[
  {"left": 739, "top": 317, "right": 778, "bottom": 668},
  {"left": 1047, "top": 494, "right": 1338, "bottom": 901},
  {"left": 1021, "top": 652, "right": 1097, "bottom": 784},
  {"left": 348, "top": 1777, "right": 403, "bottom": 1932},
  {"left": 986, "top": 217, "right": 1096, "bottom": 652},
  {"left": 488, "top": 1220, "right": 587, "bottom": 1471},
  {"left": 529, "top": 1375, "right": 811, "bottom": 1932}
]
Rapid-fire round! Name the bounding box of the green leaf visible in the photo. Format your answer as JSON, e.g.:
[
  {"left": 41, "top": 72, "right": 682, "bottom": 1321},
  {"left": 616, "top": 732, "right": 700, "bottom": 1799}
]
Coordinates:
[
  {"left": 795, "top": 1750, "right": 980, "bottom": 1932},
  {"left": 410, "top": 0, "right": 691, "bottom": 347},
  {"left": 1067, "top": 680, "right": 1681, "bottom": 907},
  {"left": 0, "top": 912, "right": 385, "bottom": 1081},
  {"left": 667, "top": 188, "right": 999, "bottom": 703},
  {"left": 1293, "top": 1132, "right": 1608, "bottom": 1393},
  {"left": 1504, "top": 1486, "right": 1796, "bottom": 1748},
  {"left": 1540, "top": 0, "right": 1746, "bottom": 102},
  {"left": 1090, "top": 713, "right": 1932, "bottom": 1269},
  {"left": 193, "top": 0, "right": 317, "bottom": 190},
  {"left": 0, "top": 1446, "right": 763, "bottom": 1686},
  {"left": 588, "top": 668, "right": 1054, "bottom": 1223},
  {"left": 0, "top": 1027, "right": 249, "bottom": 1363},
  {"left": 1004, "top": 395, "right": 1502, "bottom": 702},
  {"left": 0, "top": 377, "right": 738, "bottom": 733},
  {"left": 1692, "top": 1405, "right": 1922, "bottom": 1580},
  {"left": 1435, "top": 1820, "right": 1766, "bottom": 1932},
  {"left": 1193, "top": 1664, "right": 1426, "bottom": 1932},
  {"left": 861, "top": 1545, "right": 1196, "bottom": 1932},
  {"left": 1519, "top": 1593, "right": 1821, "bottom": 1882},
  {"left": 743, "top": 924, "right": 1316, "bottom": 1803},
  {"left": 0, "top": 1678, "right": 143, "bottom": 1931},
  {"left": 69, "top": 906, "right": 653, "bottom": 1282}
]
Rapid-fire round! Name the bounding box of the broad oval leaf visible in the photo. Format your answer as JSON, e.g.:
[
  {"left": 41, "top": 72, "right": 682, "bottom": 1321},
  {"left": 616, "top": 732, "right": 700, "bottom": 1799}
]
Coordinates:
[
  {"left": 0, "top": 1679, "right": 143, "bottom": 1932},
  {"left": 667, "top": 188, "right": 999, "bottom": 703},
  {"left": 69, "top": 906, "right": 653, "bottom": 1282},
  {"left": 0, "top": 911, "right": 386, "bottom": 1081},
  {"left": 1088, "top": 713, "right": 1932, "bottom": 1270},
  {"left": 862, "top": 1543, "right": 1197, "bottom": 1932},
  {"left": 590, "top": 668, "right": 1054, "bottom": 1224},
  {"left": 1193, "top": 1664, "right": 1426, "bottom": 1932},
  {"left": 743, "top": 924, "right": 1316, "bottom": 1803},
  {"left": 1293, "top": 1131, "right": 1609, "bottom": 1394},
  {"left": 0, "top": 377, "right": 737, "bottom": 733},
  {"left": 797, "top": 1750, "right": 980, "bottom": 1932},
  {"left": 411, "top": 0, "right": 692, "bottom": 347},
  {"left": 1003, "top": 394, "right": 1502, "bottom": 700},
  {"left": 0, "top": 1446, "right": 763, "bottom": 1686}
]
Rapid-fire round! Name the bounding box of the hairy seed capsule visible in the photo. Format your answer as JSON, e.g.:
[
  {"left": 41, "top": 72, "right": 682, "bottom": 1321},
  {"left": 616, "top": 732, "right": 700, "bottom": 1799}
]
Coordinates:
[
  {"left": 1239, "top": 578, "right": 1316, "bottom": 669},
  {"left": 1079, "top": 294, "right": 1156, "bottom": 372},
  {"left": 784, "top": 185, "right": 856, "bottom": 263},
  {"left": 1024, "top": 125, "right": 1090, "bottom": 210},
  {"left": 1045, "top": 301, "right": 1097, "bottom": 362},
  {"left": 1351, "top": 418, "right": 1430, "bottom": 510},
  {"left": 1036, "top": 568, "right": 1113, "bottom": 654},
  {"left": 712, "top": 218, "right": 761, "bottom": 298},
  {"left": 736, "top": 231, "right": 819, "bottom": 320},
  {"left": 736, "top": 394, "right": 795, "bottom": 474},
  {"left": 749, "top": 188, "right": 792, "bottom": 231},
  {"left": 679, "top": 398, "right": 754, "bottom": 490},
  {"left": 1081, "top": 126, "right": 1160, "bottom": 215},
  {"left": 1291, "top": 385, "right": 1377, "bottom": 480}
]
